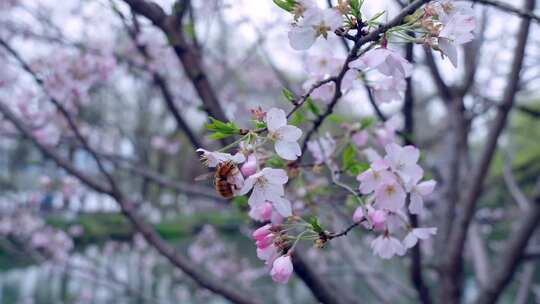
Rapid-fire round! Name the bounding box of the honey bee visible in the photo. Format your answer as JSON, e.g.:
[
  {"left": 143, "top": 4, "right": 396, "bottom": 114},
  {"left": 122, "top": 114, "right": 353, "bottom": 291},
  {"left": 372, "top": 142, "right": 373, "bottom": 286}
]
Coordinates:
[
  {"left": 214, "top": 161, "right": 240, "bottom": 199},
  {"left": 195, "top": 161, "right": 242, "bottom": 199}
]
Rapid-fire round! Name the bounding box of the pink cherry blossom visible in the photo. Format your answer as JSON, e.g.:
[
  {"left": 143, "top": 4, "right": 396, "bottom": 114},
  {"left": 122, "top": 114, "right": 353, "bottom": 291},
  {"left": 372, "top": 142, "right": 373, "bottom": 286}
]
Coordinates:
[
  {"left": 438, "top": 13, "right": 475, "bottom": 67},
  {"left": 406, "top": 175, "right": 437, "bottom": 215},
  {"left": 240, "top": 154, "right": 257, "bottom": 177},
  {"left": 349, "top": 48, "right": 412, "bottom": 78},
  {"left": 256, "top": 234, "right": 274, "bottom": 249},
  {"left": 352, "top": 130, "right": 368, "bottom": 147},
  {"left": 374, "top": 180, "right": 407, "bottom": 211},
  {"left": 352, "top": 206, "right": 364, "bottom": 223},
  {"left": 374, "top": 115, "right": 402, "bottom": 147},
  {"left": 257, "top": 244, "right": 279, "bottom": 265},
  {"left": 238, "top": 168, "right": 292, "bottom": 217},
  {"left": 371, "top": 76, "right": 406, "bottom": 104},
  {"left": 270, "top": 255, "right": 294, "bottom": 284},
  {"left": 252, "top": 224, "right": 272, "bottom": 241},
  {"left": 367, "top": 206, "right": 388, "bottom": 231},
  {"left": 371, "top": 234, "right": 406, "bottom": 259},
  {"left": 403, "top": 227, "right": 437, "bottom": 249},
  {"left": 384, "top": 143, "right": 423, "bottom": 184},
  {"left": 357, "top": 163, "right": 395, "bottom": 195},
  {"left": 249, "top": 201, "right": 273, "bottom": 222},
  {"left": 266, "top": 108, "right": 302, "bottom": 160}
]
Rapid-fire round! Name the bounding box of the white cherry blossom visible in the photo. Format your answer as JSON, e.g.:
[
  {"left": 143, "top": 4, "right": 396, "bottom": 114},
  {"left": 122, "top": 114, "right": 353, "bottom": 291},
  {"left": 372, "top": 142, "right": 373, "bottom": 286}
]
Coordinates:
[
  {"left": 384, "top": 143, "right": 423, "bottom": 184},
  {"left": 371, "top": 234, "right": 406, "bottom": 259},
  {"left": 406, "top": 175, "right": 437, "bottom": 215},
  {"left": 238, "top": 168, "right": 292, "bottom": 217},
  {"left": 266, "top": 108, "right": 302, "bottom": 160},
  {"left": 288, "top": 8, "right": 343, "bottom": 50},
  {"left": 349, "top": 48, "right": 412, "bottom": 78},
  {"left": 403, "top": 227, "right": 437, "bottom": 249}
]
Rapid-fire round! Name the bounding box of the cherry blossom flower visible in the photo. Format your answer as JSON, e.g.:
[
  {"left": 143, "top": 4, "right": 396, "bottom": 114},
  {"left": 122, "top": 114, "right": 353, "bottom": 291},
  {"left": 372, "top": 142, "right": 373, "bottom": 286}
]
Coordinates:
[
  {"left": 288, "top": 8, "right": 343, "bottom": 50},
  {"left": 349, "top": 48, "right": 412, "bottom": 78},
  {"left": 266, "top": 108, "right": 302, "bottom": 160},
  {"left": 238, "top": 168, "right": 292, "bottom": 217},
  {"left": 196, "top": 149, "right": 245, "bottom": 167},
  {"left": 374, "top": 115, "right": 402, "bottom": 147},
  {"left": 307, "top": 132, "right": 336, "bottom": 164},
  {"left": 352, "top": 206, "right": 364, "bottom": 223},
  {"left": 438, "top": 13, "right": 475, "bottom": 67},
  {"left": 374, "top": 179, "right": 407, "bottom": 211},
  {"left": 352, "top": 130, "right": 368, "bottom": 147},
  {"left": 306, "top": 53, "right": 342, "bottom": 77},
  {"left": 240, "top": 154, "right": 257, "bottom": 177},
  {"left": 303, "top": 79, "right": 335, "bottom": 103},
  {"left": 371, "top": 234, "right": 406, "bottom": 259},
  {"left": 384, "top": 143, "right": 423, "bottom": 184},
  {"left": 371, "top": 75, "right": 406, "bottom": 104},
  {"left": 403, "top": 227, "right": 437, "bottom": 249},
  {"left": 357, "top": 161, "right": 395, "bottom": 194},
  {"left": 257, "top": 244, "right": 279, "bottom": 266},
  {"left": 367, "top": 206, "right": 388, "bottom": 230},
  {"left": 406, "top": 176, "right": 437, "bottom": 215},
  {"left": 270, "top": 255, "right": 294, "bottom": 284},
  {"left": 252, "top": 224, "right": 272, "bottom": 241}
]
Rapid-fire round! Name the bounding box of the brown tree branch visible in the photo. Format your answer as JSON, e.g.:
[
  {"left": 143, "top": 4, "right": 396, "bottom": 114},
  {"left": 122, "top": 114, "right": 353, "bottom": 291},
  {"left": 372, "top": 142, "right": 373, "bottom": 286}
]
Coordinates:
[
  {"left": 469, "top": 0, "right": 540, "bottom": 23},
  {"left": 122, "top": 0, "right": 229, "bottom": 124},
  {"left": 443, "top": 0, "right": 535, "bottom": 302},
  {"left": 0, "top": 100, "right": 259, "bottom": 304},
  {"left": 475, "top": 179, "right": 540, "bottom": 304},
  {"left": 113, "top": 4, "right": 202, "bottom": 150}
]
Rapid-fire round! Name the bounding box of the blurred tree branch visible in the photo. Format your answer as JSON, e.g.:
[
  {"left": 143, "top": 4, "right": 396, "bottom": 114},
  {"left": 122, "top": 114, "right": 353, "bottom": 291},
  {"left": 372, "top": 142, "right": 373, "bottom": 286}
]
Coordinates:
[{"left": 442, "top": 0, "right": 536, "bottom": 302}]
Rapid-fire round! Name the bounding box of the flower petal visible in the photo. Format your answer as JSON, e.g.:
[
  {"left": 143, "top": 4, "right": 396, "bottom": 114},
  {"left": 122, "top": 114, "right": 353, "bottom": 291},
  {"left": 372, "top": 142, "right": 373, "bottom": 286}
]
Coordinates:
[
  {"left": 275, "top": 140, "right": 301, "bottom": 160},
  {"left": 266, "top": 108, "right": 287, "bottom": 133},
  {"left": 277, "top": 125, "right": 302, "bottom": 142},
  {"left": 272, "top": 196, "right": 292, "bottom": 217}
]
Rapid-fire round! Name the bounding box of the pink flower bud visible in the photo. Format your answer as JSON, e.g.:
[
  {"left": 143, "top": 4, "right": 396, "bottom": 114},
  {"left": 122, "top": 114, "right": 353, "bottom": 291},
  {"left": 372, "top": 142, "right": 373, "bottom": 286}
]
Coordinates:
[
  {"left": 255, "top": 234, "right": 273, "bottom": 249},
  {"left": 261, "top": 202, "right": 273, "bottom": 222},
  {"left": 252, "top": 224, "right": 272, "bottom": 241},
  {"left": 368, "top": 208, "right": 387, "bottom": 231},
  {"left": 240, "top": 154, "right": 257, "bottom": 177},
  {"left": 270, "top": 255, "right": 293, "bottom": 284},
  {"left": 352, "top": 130, "right": 368, "bottom": 147},
  {"left": 352, "top": 206, "right": 364, "bottom": 223}
]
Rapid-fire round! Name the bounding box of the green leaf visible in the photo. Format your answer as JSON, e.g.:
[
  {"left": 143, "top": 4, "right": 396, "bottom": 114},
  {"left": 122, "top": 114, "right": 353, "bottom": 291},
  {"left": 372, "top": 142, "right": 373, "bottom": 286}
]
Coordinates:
[
  {"left": 342, "top": 143, "right": 368, "bottom": 175},
  {"left": 282, "top": 88, "right": 295, "bottom": 103},
  {"left": 273, "top": 0, "right": 296, "bottom": 12},
  {"left": 207, "top": 132, "right": 234, "bottom": 140},
  {"left": 206, "top": 117, "right": 240, "bottom": 134},
  {"left": 306, "top": 97, "right": 321, "bottom": 116},
  {"left": 349, "top": 0, "right": 362, "bottom": 19},
  {"left": 232, "top": 196, "right": 248, "bottom": 209},
  {"left": 347, "top": 162, "right": 370, "bottom": 175},
  {"left": 327, "top": 113, "right": 345, "bottom": 124},
  {"left": 360, "top": 117, "right": 375, "bottom": 129},
  {"left": 308, "top": 216, "right": 324, "bottom": 234},
  {"left": 289, "top": 111, "right": 305, "bottom": 126},
  {"left": 367, "top": 11, "right": 386, "bottom": 24},
  {"left": 342, "top": 143, "right": 357, "bottom": 170},
  {"left": 253, "top": 120, "right": 267, "bottom": 129},
  {"left": 266, "top": 156, "right": 285, "bottom": 168}
]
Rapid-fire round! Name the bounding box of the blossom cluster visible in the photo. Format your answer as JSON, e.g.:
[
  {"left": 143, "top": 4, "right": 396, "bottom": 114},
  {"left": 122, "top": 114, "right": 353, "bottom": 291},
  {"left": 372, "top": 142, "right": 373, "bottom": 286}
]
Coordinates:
[
  {"left": 354, "top": 143, "right": 437, "bottom": 258},
  {"left": 193, "top": 0, "right": 476, "bottom": 284},
  {"left": 421, "top": 1, "right": 476, "bottom": 67}
]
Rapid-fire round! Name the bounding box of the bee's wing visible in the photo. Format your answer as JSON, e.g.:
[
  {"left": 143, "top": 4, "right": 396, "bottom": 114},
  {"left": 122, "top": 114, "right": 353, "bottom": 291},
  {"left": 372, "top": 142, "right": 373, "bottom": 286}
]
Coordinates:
[{"left": 194, "top": 172, "right": 214, "bottom": 181}]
